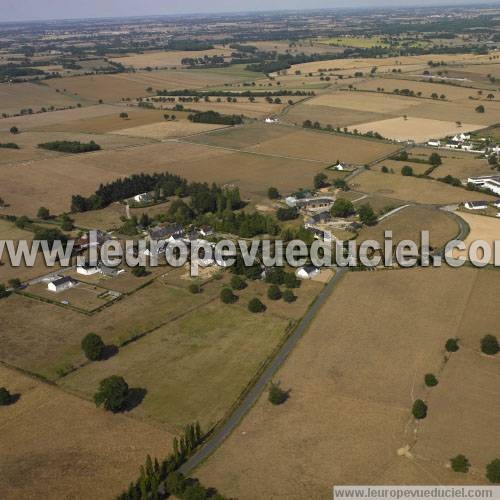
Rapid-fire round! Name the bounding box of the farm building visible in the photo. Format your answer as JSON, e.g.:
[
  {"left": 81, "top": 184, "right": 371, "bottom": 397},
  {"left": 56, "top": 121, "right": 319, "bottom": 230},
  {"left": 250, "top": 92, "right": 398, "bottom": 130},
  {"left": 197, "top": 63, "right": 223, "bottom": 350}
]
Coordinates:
[
  {"left": 148, "top": 223, "right": 184, "bottom": 241},
  {"left": 286, "top": 196, "right": 335, "bottom": 211},
  {"left": 464, "top": 201, "right": 488, "bottom": 210},
  {"left": 467, "top": 175, "right": 500, "bottom": 195},
  {"left": 296, "top": 265, "right": 320, "bottom": 280},
  {"left": 77, "top": 264, "right": 100, "bottom": 276},
  {"left": 48, "top": 276, "right": 78, "bottom": 292},
  {"left": 133, "top": 192, "right": 152, "bottom": 203}
]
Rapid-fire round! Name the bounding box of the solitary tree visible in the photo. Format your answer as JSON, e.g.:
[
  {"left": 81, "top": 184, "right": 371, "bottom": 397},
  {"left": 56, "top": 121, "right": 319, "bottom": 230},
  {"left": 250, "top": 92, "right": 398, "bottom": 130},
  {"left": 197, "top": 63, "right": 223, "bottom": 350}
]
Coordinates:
[
  {"left": 268, "top": 382, "right": 288, "bottom": 405},
  {"left": 314, "top": 172, "right": 328, "bottom": 189},
  {"left": 81, "top": 333, "right": 105, "bottom": 361},
  {"left": 220, "top": 287, "right": 237, "bottom": 304},
  {"left": 0, "top": 387, "right": 11, "bottom": 405},
  {"left": 268, "top": 285, "right": 282, "bottom": 300},
  {"left": 9, "top": 126, "right": 18, "bottom": 134},
  {"left": 487, "top": 459, "right": 500, "bottom": 483},
  {"left": 475, "top": 105, "right": 485, "bottom": 113},
  {"left": 94, "top": 376, "right": 129, "bottom": 412},
  {"left": 132, "top": 266, "right": 147, "bottom": 277},
  {"left": 188, "top": 283, "right": 201, "bottom": 294},
  {"left": 445, "top": 338, "right": 459, "bottom": 352},
  {"left": 8, "top": 278, "right": 21, "bottom": 289},
  {"left": 412, "top": 399, "right": 428, "bottom": 419},
  {"left": 119, "top": 112, "right": 129, "bottom": 119},
  {"left": 282, "top": 289, "right": 296, "bottom": 303},
  {"left": 37, "top": 206, "right": 50, "bottom": 220},
  {"left": 424, "top": 373, "right": 438, "bottom": 387},
  {"left": 451, "top": 454, "right": 470, "bottom": 473},
  {"left": 481, "top": 334, "right": 499, "bottom": 355},
  {"left": 401, "top": 165, "right": 414, "bottom": 176},
  {"left": 248, "top": 297, "right": 266, "bottom": 313},
  {"left": 267, "top": 187, "right": 280, "bottom": 200},
  {"left": 230, "top": 275, "right": 247, "bottom": 290}
]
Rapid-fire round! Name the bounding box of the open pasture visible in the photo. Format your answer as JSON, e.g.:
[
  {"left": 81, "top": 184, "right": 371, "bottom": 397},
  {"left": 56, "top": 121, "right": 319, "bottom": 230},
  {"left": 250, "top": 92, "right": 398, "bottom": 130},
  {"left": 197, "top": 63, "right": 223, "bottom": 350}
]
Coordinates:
[
  {"left": 429, "top": 152, "right": 493, "bottom": 181},
  {"left": 60, "top": 301, "right": 289, "bottom": 431},
  {"left": 350, "top": 116, "right": 483, "bottom": 142},
  {"left": 0, "top": 364, "right": 172, "bottom": 500},
  {"left": 197, "top": 267, "right": 495, "bottom": 498},
  {"left": 0, "top": 82, "right": 81, "bottom": 116},
  {"left": 352, "top": 170, "right": 496, "bottom": 205},
  {"left": 0, "top": 279, "right": 219, "bottom": 378},
  {"left": 357, "top": 205, "right": 459, "bottom": 250}
]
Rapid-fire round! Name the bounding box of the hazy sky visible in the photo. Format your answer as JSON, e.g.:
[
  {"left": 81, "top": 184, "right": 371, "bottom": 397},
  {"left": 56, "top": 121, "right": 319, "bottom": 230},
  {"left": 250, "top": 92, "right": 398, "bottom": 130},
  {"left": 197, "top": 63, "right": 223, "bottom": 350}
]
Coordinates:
[{"left": 0, "top": 0, "right": 495, "bottom": 22}]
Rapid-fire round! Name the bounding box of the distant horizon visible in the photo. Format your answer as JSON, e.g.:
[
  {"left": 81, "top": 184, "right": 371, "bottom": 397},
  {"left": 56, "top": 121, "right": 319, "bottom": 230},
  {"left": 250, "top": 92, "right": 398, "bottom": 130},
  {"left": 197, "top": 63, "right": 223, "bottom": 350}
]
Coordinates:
[{"left": 1, "top": 0, "right": 500, "bottom": 24}]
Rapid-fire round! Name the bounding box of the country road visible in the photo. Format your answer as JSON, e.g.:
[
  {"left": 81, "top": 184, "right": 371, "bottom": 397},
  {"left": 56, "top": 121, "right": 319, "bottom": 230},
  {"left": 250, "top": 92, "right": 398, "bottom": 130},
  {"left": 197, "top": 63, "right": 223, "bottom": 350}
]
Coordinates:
[{"left": 179, "top": 266, "right": 348, "bottom": 475}]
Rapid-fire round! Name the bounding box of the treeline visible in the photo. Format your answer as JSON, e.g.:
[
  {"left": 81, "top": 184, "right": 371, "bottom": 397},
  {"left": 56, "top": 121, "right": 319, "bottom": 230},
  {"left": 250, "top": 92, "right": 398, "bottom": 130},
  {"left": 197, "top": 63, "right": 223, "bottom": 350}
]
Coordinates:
[
  {"left": 38, "top": 140, "right": 101, "bottom": 153},
  {"left": 188, "top": 110, "right": 244, "bottom": 125},
  {"left": 181, "top": 55, "right": 226, "bottom": 67},
  {"left": 168, "top": 40, "right": 214, "bottom": 51},
  {"left": 157, "top": 89, "right": 312, "bottom": 97},
  {"left": 117, "top": 422, "right": 227, "bottom": 500},
  {"left": 246, "top": 52, "right": 339, "bottom": 74},
  {"left": 201, "top": 210, "right": 280, "bottom": 238}
]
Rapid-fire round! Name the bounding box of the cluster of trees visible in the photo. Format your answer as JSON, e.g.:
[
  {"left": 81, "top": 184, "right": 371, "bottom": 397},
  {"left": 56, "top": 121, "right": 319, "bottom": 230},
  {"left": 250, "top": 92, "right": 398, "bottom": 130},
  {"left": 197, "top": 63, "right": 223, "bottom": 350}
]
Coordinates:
[
  {"left": 181, "top": 55, "right": 226, "bottom": 67},
  {"left": 202, "top": 210, "right": 279, "bottom": 238},
  {"left": 0, "top": 142, "right": 19, "bottom": 149},
  {"left": 187, "top": 110, "right": 244, "bottom": 125},
  {"left": 38, "top": 140, "right": 101, "bottom": 154},
  {"left": 0, "top": 63, "right": 45, "bottom": 82},
  {"left": 0, "top": 387, "right": 13, "bottom": 406},
  {"left": 330, "top": 198, "right": 377, "bottom": 225}
]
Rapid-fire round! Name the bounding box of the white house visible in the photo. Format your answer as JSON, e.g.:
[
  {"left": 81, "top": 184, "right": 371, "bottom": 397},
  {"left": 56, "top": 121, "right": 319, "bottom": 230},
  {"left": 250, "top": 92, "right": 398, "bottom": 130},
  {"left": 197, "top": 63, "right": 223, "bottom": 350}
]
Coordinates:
[
  {"left": 332, "top": 161, "right": 347, "bottom": 171},
  {"left": 427, "top": 139, "right": 441, "bottom": 147},
  {"left": 133, "top": 192, "right": 150, "bottom": 203},
  {"left": 77, "top": 264, "right": 100, "bottom": 276},
  {"left": 265, "top": 117, "right": 279, "bottom": 124},
  {"left": 464, "top": 201, "right": 488, "bottom": 210},
  {"left": 48, "top": 276, "right": 78, "bottom": 292},
  {"left": 296, "top": 265, "right": 320, "bottom": 280}
]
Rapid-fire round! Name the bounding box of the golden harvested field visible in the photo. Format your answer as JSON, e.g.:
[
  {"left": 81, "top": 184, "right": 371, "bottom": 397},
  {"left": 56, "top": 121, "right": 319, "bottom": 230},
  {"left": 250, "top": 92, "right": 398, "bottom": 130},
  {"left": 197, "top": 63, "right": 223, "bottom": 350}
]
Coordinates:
[
  {"left": 357, "top": 205, "right": 459, "bottom": 249},
  {"left": 0, "top": 364, "right": 172, "bottom": 500},
  {"left": 290, "top": 53, "right": 493, "bottom": 75},
  {"left": 355, "top": 78, "right": 485, "bottom": 101},
  {"left": 0, "top": 104, "right": 122, "bottom": 131},
  {"left": 110, "top": 47, "right": 233, "bottom": 68},
  {"left": 0, "top": 82, "right": 81, "bottom": 115},
  {"left": 196, "top": 267, "right": 497, "bottom": 498},
  {"left": 352, "top": 170, "right": 496, "bottom": 205},
  {"left": 350, "top": 116, "right": 483, "bottom": 142},
  {"left": 403, "top": 99, "right": 500, "bottom": 125},
  {"left": 60, "top": 301, "right": 289, "bottom": 431},
  {"left": 32, "top": 107, "right": 172, "bottom": 134},
  {"left": 191, "top": 124, "right": 399, "bottom": 164},
  {"left": 451, "top": 211, "right": 500, "bottom": 264},
  {"left": 306, "top": 91, "right": 424, "bottom": 113},
  {"left": 44, "top": 69, "right": 251, "bottom": 103},
  {"left": 169, "top": 98, "right": 287, "bottom": 119},
  {"left": 246, "top": 129, "right": 399, "bottom": 164},
  {"left": 112, "top": 120, "right": 227, "bottom": 139}
]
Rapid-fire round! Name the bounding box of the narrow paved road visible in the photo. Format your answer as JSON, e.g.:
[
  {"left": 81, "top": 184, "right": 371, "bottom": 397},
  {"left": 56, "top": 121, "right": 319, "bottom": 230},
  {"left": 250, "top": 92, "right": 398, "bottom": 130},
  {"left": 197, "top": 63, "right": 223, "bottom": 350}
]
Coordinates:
[{"left": 179, "top": 266, "right": 348, "bottom": 475}]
